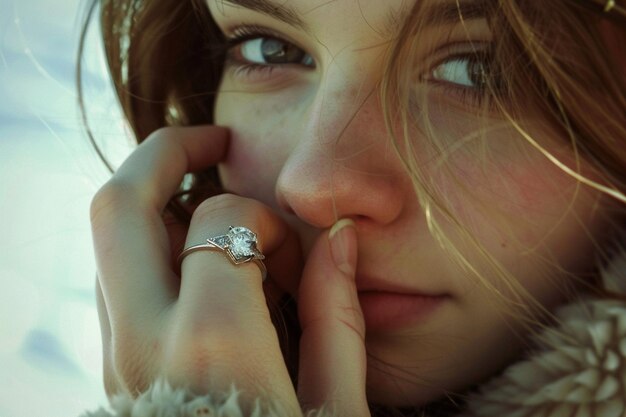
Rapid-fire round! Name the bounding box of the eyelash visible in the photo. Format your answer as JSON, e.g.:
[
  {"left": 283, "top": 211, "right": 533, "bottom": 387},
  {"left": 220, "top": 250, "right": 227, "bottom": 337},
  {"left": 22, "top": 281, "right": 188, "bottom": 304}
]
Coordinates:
[
  {"left": 222, "top": 26, "right": 502, "bottom": 108},
  {"left": 425, "top": 50, "right": 503, "bottom": 108},
  {"left": 224, "top": 25, "right": 312, "bottom": 79}
]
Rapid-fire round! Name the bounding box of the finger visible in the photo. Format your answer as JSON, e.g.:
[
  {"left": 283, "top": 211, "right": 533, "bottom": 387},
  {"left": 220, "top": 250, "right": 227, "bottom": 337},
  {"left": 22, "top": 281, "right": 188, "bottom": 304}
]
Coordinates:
[
  {"left": 179, "top": 194, "right": 303, "bottom": 317},
  {"left": 163, "top": 194, "right": 302, "bottom": 408},
  {"left": 90, "top": 126, "right": 228, "bottom": 333},
  {"left": 297, "top": 219, "right": 370, "bottom": 417},
  {"left": 111, "top": 125, "right": 229, "bottom": 211},
  {"left": 96, "top": 275, "right": 120, "bottom": 398}
]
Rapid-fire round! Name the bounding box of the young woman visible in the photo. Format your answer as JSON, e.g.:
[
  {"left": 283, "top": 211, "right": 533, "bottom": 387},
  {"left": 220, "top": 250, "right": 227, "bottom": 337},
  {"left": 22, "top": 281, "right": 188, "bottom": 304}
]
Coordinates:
[{"left": 80, "top": 0, "right": 626, "bottom": 416}]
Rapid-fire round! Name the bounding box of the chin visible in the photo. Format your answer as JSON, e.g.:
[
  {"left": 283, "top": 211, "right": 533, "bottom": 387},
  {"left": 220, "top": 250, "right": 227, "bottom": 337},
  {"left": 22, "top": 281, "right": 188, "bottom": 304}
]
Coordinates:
[{"left": 364, "top": 362, "right": 453, "bottom": 407}]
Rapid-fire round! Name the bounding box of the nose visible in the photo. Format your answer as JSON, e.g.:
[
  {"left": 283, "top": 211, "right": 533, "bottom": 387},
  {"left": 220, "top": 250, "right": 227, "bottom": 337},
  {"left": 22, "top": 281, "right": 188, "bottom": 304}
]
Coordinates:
[{"left": 275, "top": 73, "right": 406, "bottom": 230}]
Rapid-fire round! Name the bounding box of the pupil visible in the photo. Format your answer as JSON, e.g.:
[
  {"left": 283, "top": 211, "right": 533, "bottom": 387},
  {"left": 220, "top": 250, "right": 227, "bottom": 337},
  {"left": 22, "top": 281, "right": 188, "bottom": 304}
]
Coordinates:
[
  {"left": 469, "top": 57, "right": 487, "bottom": 87},
  {"left": 468, "top": 52, "right": 501, "bottom": 91},
  {"left": 261, "top": 39, "right": 304, "bottom": 64}
]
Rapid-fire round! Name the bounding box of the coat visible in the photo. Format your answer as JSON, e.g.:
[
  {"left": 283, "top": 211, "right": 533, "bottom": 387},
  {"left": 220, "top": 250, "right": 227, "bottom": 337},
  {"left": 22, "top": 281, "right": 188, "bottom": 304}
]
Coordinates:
[{"left": 80, "top": 244, "right": 626, "bottom": 417}]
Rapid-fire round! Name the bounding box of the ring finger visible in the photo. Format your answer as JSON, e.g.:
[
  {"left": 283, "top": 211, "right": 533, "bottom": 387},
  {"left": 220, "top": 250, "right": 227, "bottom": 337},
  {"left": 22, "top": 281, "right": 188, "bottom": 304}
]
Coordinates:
[{"left": 164, "top": 194, "right": 302, "bottom": 408}]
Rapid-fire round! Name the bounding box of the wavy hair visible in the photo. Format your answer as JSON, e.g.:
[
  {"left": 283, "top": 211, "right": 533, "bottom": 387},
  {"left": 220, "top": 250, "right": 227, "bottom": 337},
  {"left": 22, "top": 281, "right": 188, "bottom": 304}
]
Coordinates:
[{"left": 78, "top": 0, "right": 626, "bottom": 414}]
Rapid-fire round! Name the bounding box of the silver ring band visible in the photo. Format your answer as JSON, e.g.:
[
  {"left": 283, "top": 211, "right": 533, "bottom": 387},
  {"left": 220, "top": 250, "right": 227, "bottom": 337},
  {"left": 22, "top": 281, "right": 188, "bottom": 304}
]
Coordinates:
[{"left": 177, "top": 226, "right": 267, "bottom": 281}]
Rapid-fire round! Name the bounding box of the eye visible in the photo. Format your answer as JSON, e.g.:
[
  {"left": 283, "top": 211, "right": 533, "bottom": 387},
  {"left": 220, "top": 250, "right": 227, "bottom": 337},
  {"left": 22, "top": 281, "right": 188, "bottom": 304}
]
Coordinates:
[
  {"left": 423, "top": 47, "right": 506, "bottom": 108},
  {"left": 430, "top": 54, "right": 490, "bottom": 89},
  {"left": 236, "top": 37, "right": 315, "bottom": 67}
]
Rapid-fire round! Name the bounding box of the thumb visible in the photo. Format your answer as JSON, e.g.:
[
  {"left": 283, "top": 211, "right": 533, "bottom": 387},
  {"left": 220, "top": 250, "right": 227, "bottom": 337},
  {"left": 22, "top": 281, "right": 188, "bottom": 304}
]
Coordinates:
[{"left": 296, "top": 219, "right": 370, "bottom": 417}]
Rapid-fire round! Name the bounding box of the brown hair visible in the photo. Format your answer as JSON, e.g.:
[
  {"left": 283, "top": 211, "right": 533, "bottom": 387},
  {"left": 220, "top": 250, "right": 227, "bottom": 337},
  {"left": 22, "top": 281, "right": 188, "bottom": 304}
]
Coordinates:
[
  {"left": 78, "top": 0, "right": 626, "bottom": 413},
  {"left": 78, "top": 0, "right": 226, "bottom": 222}
]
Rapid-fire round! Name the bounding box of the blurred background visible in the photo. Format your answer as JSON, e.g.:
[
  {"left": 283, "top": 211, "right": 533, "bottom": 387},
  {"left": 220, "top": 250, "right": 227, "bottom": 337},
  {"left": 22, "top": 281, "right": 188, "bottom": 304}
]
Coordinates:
[{"left": 0, "top": 0, "right": 135, "bottom": 415}]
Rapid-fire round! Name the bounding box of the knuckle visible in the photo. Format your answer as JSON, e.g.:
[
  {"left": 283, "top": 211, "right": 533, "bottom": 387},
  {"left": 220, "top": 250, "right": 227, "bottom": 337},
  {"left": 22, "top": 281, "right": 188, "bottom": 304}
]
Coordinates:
[
  {"left": 168, "top": 325, "right": 237, "bottom": 359},
  {"left": 192, "top": 193, "right": 269, "bottom": 228},
  {"left": 163, "top": 331, "right": 242, "bottom": 378},
  {"left": 144, "top": 126, "right": 179, "bottom": 144},
  {"left": 192, "top": 193, "right": 254, "bottom": 223},
  {"left": 142, "top": 127, "right": 188, "bottom": 161},
  {"left": 89, "top": 179, "right": 137, "bottom": 226},
  {"left": 308, "top": 304, "right": 366, "bottom": 342},
  {"left": 195, "top": 193, "right": 241, "bottom": 216},
  {"left": 336, "top": 308, "right": 366, "bottom": 342}
]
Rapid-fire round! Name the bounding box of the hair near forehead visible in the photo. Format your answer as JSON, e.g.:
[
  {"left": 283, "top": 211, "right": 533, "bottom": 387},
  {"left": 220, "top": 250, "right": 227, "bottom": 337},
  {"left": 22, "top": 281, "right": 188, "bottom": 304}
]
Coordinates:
[{"left": 80, "top": 0, "right": 626, "bottom": 320}]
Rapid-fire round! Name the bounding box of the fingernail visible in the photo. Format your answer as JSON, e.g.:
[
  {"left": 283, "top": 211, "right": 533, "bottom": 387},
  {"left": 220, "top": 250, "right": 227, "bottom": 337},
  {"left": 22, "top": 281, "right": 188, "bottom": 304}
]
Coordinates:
[{"left": 329, "top": 218, "right": 357, "bottom": 277}]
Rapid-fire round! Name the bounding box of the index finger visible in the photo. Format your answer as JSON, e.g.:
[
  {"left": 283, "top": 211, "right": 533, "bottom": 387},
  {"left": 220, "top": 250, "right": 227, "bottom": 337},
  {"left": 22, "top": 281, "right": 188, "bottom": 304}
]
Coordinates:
[
  {"left": 90, "top": 125, "right": 229, "bottom": 335},
  {"left": 297, "top": 220, "right": 369, "bottom": 416},
  {"left": 111, "top": 125, "right": 229, "bottom": 211}
]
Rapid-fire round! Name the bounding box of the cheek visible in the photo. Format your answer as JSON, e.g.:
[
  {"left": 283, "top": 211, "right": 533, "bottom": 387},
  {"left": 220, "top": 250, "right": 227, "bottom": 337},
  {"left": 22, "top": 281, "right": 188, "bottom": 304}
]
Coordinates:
[
  {"left": 456, "top": 151, "right": 576, "bottom": 219},
  {"left": 421, "top": 117, "right": 606, "bottom": 301},
  {"left": 421, "top": 112, "right": 595, "bottom": 244},
  {"left": 214, "top": 93, "right": 293, "bottom": 202},
  {"left": 441, "top": 146, "right": 598, "bottom": 251},
  {"left": 219, "top": 133, "right": 277, "bottom": 199}
]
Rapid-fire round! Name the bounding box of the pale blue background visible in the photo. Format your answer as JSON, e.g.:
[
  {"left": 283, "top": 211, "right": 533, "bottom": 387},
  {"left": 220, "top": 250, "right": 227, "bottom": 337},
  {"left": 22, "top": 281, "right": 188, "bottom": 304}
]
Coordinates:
[{"left": 0, "top": 1, "right": 135, "bottom": 415}]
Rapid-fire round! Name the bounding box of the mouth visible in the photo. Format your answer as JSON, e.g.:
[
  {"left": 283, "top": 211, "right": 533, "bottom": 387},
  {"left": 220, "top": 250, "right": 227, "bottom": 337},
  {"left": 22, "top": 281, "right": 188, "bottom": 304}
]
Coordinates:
[
  {"left": 358, "top": 291, "right": 448, "bottom": 331},
  {"left": 356, "top": 277, "right": 449, "bottom": 332}
]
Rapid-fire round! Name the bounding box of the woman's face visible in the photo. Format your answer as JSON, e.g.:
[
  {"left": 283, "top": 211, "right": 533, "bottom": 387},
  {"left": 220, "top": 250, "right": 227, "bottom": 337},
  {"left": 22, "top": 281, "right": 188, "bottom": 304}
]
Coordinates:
[{"left": 208, "top": 0, "right": 609, "bottom": 406}]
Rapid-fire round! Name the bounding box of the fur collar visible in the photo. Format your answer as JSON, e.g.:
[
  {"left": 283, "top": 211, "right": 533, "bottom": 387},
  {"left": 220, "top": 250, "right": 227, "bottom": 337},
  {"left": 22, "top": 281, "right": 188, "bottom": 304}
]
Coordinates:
[
  {"left": 459, "top": 243, "right": 626, "bottom": 417},
  {"left": 80, "top": 247, "right": 626, "bottom": 417}
]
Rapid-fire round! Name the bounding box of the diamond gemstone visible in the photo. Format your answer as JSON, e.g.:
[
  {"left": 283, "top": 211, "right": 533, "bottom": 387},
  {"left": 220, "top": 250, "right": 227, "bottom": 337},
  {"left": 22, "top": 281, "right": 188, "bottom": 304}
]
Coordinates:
[
  {"left": 210, "top": 235, "right": 230, "bottom": 248},
  {"left": 228, "top": 227, "right": 257, "bottom": 260}
]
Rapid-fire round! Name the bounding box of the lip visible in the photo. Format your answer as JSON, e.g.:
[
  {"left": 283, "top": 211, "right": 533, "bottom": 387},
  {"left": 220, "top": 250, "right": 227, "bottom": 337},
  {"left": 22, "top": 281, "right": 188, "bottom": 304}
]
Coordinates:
[
  {"left": 356, "top": 277, "right": 448, "bottom": 331},
  {"left": 358, "top": 291, "right": 447, "bottom": 331}
]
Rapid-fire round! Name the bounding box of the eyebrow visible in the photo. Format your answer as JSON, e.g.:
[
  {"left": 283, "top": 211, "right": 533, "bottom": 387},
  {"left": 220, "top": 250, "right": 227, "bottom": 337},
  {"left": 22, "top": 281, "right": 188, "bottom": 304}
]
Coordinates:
[
  {"left": 218, "top": 0, "right": 307, "bottom": 31},
  {"left": 217, "top": 0, "right": 487, "bottom": 35},
  {"left": 421, "top": 1, "right": 489, "bottom": 25}
]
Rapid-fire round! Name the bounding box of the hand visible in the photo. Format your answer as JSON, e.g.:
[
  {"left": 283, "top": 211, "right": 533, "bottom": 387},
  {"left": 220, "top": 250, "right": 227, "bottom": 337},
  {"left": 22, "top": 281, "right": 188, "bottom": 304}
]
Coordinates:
[{"left": 90, "top": 126, "right": 369, "bottom": 416}]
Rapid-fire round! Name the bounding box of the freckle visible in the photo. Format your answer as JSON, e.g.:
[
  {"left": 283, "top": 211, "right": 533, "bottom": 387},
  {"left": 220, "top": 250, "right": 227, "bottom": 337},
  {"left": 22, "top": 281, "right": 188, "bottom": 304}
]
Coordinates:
[{"left": 501, "top": 242, "right": 507, "bottom": 248}]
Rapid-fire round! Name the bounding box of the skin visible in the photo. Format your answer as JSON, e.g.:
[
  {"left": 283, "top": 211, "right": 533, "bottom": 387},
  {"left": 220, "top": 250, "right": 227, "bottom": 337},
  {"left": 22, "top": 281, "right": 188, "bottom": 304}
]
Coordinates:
[
  {"left": 91, "top": 0, "right": 613, "bottom": 415},
  {"left": 210, "top": 0, "right": 609, "bottom": 406}
]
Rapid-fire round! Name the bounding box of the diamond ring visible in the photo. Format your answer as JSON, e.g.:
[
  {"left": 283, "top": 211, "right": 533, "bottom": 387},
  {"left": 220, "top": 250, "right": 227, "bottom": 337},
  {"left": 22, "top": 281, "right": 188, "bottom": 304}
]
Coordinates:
[{"left": 177, "top": 226, "right": 267, "bottom": 281}]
